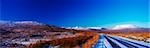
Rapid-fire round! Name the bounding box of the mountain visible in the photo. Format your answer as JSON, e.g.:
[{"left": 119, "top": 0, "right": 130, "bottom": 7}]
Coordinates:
[
  {"left": 0, "top": 21, "right": 79, "bottom": 48},
  {"left": 111, "top": 24, "right": 138, "bottom": 30},
  {"left": 103, "top": 24, "right": 149, "bottom": 32},
  {"left": 95, "top": 24, "right": 150, "bottom": 33},
  {"left": 0, "top": 21, "right": 73, "bottom": 33},
  {"left": 14, "top": 21, "right": 43, "bottom": 25},
  {"left": 66, "top": 26, "right": 102, "bottom": 30}
]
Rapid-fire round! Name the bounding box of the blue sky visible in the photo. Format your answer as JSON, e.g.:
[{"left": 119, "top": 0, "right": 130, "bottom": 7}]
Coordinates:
[{"left": 0, "top": 0, "right": 149, "bottom": 28}]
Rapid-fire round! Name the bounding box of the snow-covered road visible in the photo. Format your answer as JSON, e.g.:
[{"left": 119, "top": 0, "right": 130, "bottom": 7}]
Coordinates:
[{"left": 94, "top": 34, "right": 150, "bottom": 48}]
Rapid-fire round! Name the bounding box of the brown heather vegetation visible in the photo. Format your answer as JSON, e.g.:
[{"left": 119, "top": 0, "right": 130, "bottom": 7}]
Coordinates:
[
  {"left": 83, "top": 34, "right": 99, "bottom": 48},
  {"left": 27, "top": 32, "right": 100, "bottom": 48}
]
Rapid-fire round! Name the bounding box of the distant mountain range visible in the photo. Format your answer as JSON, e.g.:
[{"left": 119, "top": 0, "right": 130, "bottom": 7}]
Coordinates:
[
  {"left": 66, "top": 24, "right": 150, "bottom": 32},
  {"left": 0, "top": 21, "right": 149, "bottom": 33},
  {"left": 0, "top": 21, "right": 76, "bottom": 34},
  {"left": 66, "top": 26, "right": 102, "bottom": 30},
  {"left": 111, "top": 24, "right": 139, "bottom": 30},
  {"left": 105, "top": 24, "right": 149, "bottom": 32}
]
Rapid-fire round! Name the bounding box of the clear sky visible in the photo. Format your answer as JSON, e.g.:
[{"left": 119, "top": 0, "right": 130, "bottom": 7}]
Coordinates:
[{"left": 0, "top": 0, "right": 149, "bottom": 27}]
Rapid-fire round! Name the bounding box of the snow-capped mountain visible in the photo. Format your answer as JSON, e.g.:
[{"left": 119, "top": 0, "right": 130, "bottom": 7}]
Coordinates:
[
  {"left": 0, "top": 20, "right": 44, "bottom": 26},
  {"left": 66, "top": 26, "right": 86, "bottom": 30},
  {"left": 0, "top": 21, "right": 45, "bottom": 30},
  {"left": 66, "top": 26, "right": 102, "bottom": 30},
  {"left": 103, "top": 24, "right": 150, "bottom": 32},
  {"left": 14, "top": 21, "right": 43, "bottom": 25},
  {"left": 112, "top": 24, "right": 138, "bottom": 30},
  {"left": 0, "top": 20, "right": 75, "bottom": 33}
]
